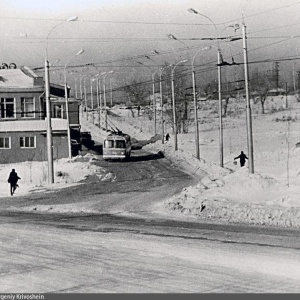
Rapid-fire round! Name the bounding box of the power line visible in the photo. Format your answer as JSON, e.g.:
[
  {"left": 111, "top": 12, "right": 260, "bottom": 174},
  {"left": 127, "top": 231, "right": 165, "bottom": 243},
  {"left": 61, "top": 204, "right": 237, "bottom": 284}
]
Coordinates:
[
  {"left": 0, "top": 16, "right": 228, "bottom": 27},
  {"left": 222, "top": 1, "right": 299, "bottom": 26},
  {"left": 0, "top": 1, "right": 297, "bottom": 27}
]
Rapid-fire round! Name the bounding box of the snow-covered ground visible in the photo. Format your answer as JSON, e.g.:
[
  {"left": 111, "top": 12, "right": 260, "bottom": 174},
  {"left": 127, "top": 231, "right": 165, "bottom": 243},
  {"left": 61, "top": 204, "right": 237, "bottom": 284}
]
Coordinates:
[
  {"left": 0, "top": 155, "right": 106, "bottom": 197},
  {"left": 97, "top": 97, "right": 300, "bottom": 227},
  {"left": 1, "top": 96, "right": 300, "bottom": 227}
]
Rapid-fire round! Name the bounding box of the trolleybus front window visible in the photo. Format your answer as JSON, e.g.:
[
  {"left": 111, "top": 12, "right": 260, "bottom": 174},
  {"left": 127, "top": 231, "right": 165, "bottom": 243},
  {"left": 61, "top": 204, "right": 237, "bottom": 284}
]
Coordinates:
[
  {"left": 115, "top": 140, "right": 126, "bottom": 148},
  {"left": 104, "top": 140, "right": 114, "bottom": 148}
]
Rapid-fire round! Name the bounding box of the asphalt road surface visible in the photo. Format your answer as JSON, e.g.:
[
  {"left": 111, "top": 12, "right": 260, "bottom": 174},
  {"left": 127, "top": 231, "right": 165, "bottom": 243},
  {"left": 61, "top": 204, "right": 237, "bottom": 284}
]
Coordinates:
[{"left": 1, "top": 150, "right": 300, "bottom": 293}]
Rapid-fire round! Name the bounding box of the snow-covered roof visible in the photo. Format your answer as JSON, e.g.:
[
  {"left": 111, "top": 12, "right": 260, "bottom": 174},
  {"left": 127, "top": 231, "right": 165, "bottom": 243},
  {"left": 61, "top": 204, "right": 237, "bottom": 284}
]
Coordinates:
[
  {"left": 0, "top": 119, "right": 68, "bottom": 132},
  {"left": 269, "top": 88, "right": 285, "bottom": 92},
  {"left": 0, "top": 68, "right": 41, "bottom": 89}
]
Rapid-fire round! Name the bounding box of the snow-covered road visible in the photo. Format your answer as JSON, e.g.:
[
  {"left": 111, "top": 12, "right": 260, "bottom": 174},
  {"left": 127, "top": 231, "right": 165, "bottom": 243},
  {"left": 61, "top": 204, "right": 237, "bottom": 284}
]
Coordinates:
[{"left": 1, "top": 213, "right": 300, "bottom": 293}]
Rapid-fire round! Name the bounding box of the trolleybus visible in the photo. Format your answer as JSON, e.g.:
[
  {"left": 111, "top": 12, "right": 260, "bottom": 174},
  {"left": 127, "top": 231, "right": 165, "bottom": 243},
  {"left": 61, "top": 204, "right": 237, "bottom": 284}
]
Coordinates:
[{"left": 103, "top": 131, "right": 131, "bottom": 160}]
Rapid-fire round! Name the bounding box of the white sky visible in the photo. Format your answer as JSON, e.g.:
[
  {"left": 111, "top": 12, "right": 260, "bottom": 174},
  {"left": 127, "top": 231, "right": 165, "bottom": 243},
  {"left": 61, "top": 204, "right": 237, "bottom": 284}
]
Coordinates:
[{"left": 0, "top": 0, "right": 299, "bottom": 85}]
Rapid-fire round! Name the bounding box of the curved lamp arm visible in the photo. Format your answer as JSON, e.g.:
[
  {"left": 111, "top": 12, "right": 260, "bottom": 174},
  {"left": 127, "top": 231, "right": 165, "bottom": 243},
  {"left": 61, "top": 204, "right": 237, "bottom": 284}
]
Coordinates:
[
  {"left": 188, "top": 9, "right": 220, "bottom": 50},
  {"left": 46, "top": 16, "right": 78, "bottom": 59}
]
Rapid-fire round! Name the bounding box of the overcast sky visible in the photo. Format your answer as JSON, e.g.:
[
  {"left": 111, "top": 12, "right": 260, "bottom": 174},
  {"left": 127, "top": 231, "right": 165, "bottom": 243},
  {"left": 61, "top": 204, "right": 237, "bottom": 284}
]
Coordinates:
[{"left": 1, "top": 0, "right": 300, "bottom": 85}]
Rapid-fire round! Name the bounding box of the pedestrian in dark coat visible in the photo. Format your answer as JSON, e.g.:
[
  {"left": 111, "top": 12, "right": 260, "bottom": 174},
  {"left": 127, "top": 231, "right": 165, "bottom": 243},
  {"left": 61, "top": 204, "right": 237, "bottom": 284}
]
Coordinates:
[
  {"left": 8, "top": 169, "right": 21, "bottom": 196},
  {"left": 165, "top": 133, "right": 170, "bottom": 142},
  {"left": 234, "top": 151, "right": 248, "bottom": 167}
]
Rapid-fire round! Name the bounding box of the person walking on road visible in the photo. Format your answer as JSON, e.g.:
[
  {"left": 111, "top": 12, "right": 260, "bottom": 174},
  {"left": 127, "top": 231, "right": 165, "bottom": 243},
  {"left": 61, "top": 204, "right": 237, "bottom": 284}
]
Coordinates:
[
  {"left": 8, "top": 169, "right": 21, "bottom": 196},
  {"left": 234, "top": 151, "right": 248, "bottom": 167}
]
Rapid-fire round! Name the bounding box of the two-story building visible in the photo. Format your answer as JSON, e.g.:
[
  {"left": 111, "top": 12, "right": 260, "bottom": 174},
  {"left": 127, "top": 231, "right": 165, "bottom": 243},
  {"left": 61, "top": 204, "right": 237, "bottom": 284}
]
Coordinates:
[{"left": 0, "top": 66, "right": 80, "bottom": 164}]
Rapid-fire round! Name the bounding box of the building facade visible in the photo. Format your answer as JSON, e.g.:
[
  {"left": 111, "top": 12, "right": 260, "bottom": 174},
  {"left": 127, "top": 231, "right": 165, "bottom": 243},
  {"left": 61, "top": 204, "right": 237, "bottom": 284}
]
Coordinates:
[{"left": 0, "top": 66, "right": 80, "bottom": 164}]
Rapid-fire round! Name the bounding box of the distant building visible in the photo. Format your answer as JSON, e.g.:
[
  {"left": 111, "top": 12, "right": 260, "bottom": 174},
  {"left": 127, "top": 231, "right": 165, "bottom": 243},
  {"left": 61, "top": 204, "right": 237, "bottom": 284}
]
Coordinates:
[
  {"left": 0, "top": 66, "right": 80, "bottom": 164},
  {"left": 268, "top": 88, "right": 286, "bottom": 96}
]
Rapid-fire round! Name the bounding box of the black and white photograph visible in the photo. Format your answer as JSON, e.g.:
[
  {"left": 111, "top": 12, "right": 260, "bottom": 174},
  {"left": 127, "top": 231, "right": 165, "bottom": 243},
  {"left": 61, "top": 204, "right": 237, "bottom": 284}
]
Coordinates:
[{"left": 0, "top": 0, "right": 300, "bottom": 295}]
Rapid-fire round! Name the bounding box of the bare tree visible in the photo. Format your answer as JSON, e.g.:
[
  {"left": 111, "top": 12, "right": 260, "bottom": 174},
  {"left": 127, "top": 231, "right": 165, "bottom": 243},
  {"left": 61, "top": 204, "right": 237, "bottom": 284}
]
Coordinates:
[
  {"left": 250, "top": 69, "right": 270, "bottom": 114},
  {"left": 223, "top": 97, "right": 230, "bottom": 117},
  {"left": 122, "top": 79, "right": 149, "bottom": 108}
]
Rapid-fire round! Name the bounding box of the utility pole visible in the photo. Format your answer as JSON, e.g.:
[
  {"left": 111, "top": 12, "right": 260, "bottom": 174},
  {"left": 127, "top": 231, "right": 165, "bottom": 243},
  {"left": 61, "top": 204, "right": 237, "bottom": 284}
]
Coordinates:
[
  {"left": 80, "top": 76, "right": 83, "bottom": 99},
  {"left": 242, "top": 23, "right": 254, "bottom": 174},
  {"left": 99, "top": 78, "right": 102, "bottom": 128},
  {"left": 273, "top": 62, "right": 280, "bottom": 90},
  {"left": 218, "top": 49, "right": 223, "bottom": 168},
  {"left": 110, "top": 77, "right": 113, "bottom": 108},
  {"left": 159, "top": 69, "right": 164, "bottom": 144},
  {"left": 80, "top": 76, "right": 83, "bottom": 117},
  {"left": 192, "top": 67, "right": 200, "bottom": 160},
  {"left": 64, "top": 82, "right": 72, "bottom": 159},
  {"left": 171, "top": 60, "right": 188, "bottom": 151},
  {"left": 74, "top": 78, "right": 78, "bottom": 99},
  {"left": 285, "top": 82, "right": 288, "bottom": 109},
  {"left": 91, "top": 78, "right": 94, "bottom": 124},
  {"left": 97, "top": 78, "right": 101, "bottom": 127},
  {"left": 171, "top": 70, "right": 177, "bottom": 150},
  {"left": 103, "top": 77, "right": 108, "bottom": 130},
  {"left": 152, "top": 72, "right": 158, "bottom": 135},
  {"left": 84, "top": 78, "right": 88, "bottom": 120},
  {"left": 45, "top": 59, "right": 54, "bottom": 183}
]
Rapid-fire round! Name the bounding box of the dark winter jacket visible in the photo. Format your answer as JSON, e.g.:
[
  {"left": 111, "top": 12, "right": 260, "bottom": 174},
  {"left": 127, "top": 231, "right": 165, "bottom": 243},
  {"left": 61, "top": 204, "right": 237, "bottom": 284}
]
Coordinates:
[{"left": 8, "top": 171, "right": 20, "bottom": 185}]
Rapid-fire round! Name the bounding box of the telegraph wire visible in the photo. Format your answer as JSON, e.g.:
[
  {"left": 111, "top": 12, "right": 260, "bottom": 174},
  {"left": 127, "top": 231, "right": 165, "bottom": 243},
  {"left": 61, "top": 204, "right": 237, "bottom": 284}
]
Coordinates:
[{"left": 0, "top": 1, "right": 298, "bottom": 27}]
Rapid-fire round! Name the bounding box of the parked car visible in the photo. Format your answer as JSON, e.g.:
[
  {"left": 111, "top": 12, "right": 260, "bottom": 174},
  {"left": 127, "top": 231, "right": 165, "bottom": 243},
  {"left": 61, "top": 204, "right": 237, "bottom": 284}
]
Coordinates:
[
  {"left": 71, "top": 139, "right": 81, "bottom": 156},
  {"left": 80, "top": 131, "right": 95, "bottom": 148}
]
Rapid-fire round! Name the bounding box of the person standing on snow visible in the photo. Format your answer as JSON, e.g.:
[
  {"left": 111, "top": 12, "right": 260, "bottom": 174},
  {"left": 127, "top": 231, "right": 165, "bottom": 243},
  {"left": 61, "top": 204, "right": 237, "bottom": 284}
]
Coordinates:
[
  {"left": 8, "top": 169, "right": 21, "bottom": 196},
  {"left": 234, "top": 151, "right": 248, "bottom": 167},
  {"left": 165, "top": 133, "right": 170, "bottom": 142}
]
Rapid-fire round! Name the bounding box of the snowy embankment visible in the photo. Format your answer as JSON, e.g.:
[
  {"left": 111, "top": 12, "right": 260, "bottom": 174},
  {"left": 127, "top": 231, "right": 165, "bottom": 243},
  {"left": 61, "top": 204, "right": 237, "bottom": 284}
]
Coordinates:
[{"left": 144, "top": 134, "right": 300, "bottom": 228}]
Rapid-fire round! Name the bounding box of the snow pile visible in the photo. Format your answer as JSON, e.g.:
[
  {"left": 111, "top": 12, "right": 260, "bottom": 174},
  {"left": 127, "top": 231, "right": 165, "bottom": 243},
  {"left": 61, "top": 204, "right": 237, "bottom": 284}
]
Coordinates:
[
  {"left": 171, "top": 166, "right": 299, "bottom": 206},
  {"left": 0, "top": 154, "right": 106, "bottom": 197},
  {"left": 194, "top": 168, "right": 281, "bottom": 204},
  {"left": 143, "top": 138, "right": 300, "bottom": 227}
]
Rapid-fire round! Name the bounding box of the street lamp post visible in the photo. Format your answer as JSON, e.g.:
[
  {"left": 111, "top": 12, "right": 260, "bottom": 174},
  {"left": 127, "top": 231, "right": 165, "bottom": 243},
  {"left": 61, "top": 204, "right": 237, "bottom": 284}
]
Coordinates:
[
  {"left": 90, "top": 76, "right": 99, "bottom": 125},
  {"left": 83, "top": 76, "right": 88, "bottom": 120},
  {"left": 159, "top": 65, "right": 171, "bottom": 144},
  {"left": 79, "top": 74, "right": 84, "bottom": 116},
  {"left": 217, "top": 49, "right": 223, "bottom": 168},
  {"left": 101, "top": 70, "right": 114, "bottom": 131},
  {"left": 110, "top": 77, "right": 113, "bottom": 108},
  {"left": 191, "top": 46, "right": 212, "bottom": 160},
  {"left": 242, "top": 23, "right": 254, "bottom": 173},
  {"left": 188, "top": 8, "right": 224, "bottom": 167},
  {"left": 63, "top": 49, "right": 84, "bottom": 159},
  {"left": 90, "top": 77, "right": 95, "bottom": 124},
  {"left": 152, "top": 69, "right": 159, "bottom": 135},
  {"left": 97, "top": 76, "right": 102, "bottom": 128},
  {"left": 93, "top": 74, "right": 101, "bottom": 127},
  {"left": 44, "top": 59, "right": 53, "bottom": 183},
  {"left": 293, "top": 62, "right": 298, "bottom": 94},
  {"left": 44, "top": 15, "right": 78, "bottom": 183},
  {"left": 171, "top": 59, "right": 188, "bottom": 151}
]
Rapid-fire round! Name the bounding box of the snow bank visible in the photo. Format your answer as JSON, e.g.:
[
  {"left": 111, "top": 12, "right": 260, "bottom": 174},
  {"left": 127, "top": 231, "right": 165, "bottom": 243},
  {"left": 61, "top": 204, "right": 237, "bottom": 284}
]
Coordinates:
[
  {"left": 0, "top": 154, "right": 106, "bottom": 198},
  {"left": 143, "top": 130, "right": 300, "bottom": 227}
]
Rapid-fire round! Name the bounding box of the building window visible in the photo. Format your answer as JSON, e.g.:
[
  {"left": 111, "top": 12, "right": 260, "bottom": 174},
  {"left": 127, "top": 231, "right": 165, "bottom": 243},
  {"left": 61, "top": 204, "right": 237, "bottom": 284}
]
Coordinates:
[
  {"left": 0, "top": 137, "right": 10, "bottom": 149},
  {"left": 20, "top": 136, "right": 36, "bottom": 148},
  {"left": 0, "top": 98, "right": 15, "bottom": 119},
  {"left": 21, "top": 97, "right": 35, "bottom": 118},
  {"left": 54, "top": 104, "right": 64, "bottom": 118}
]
